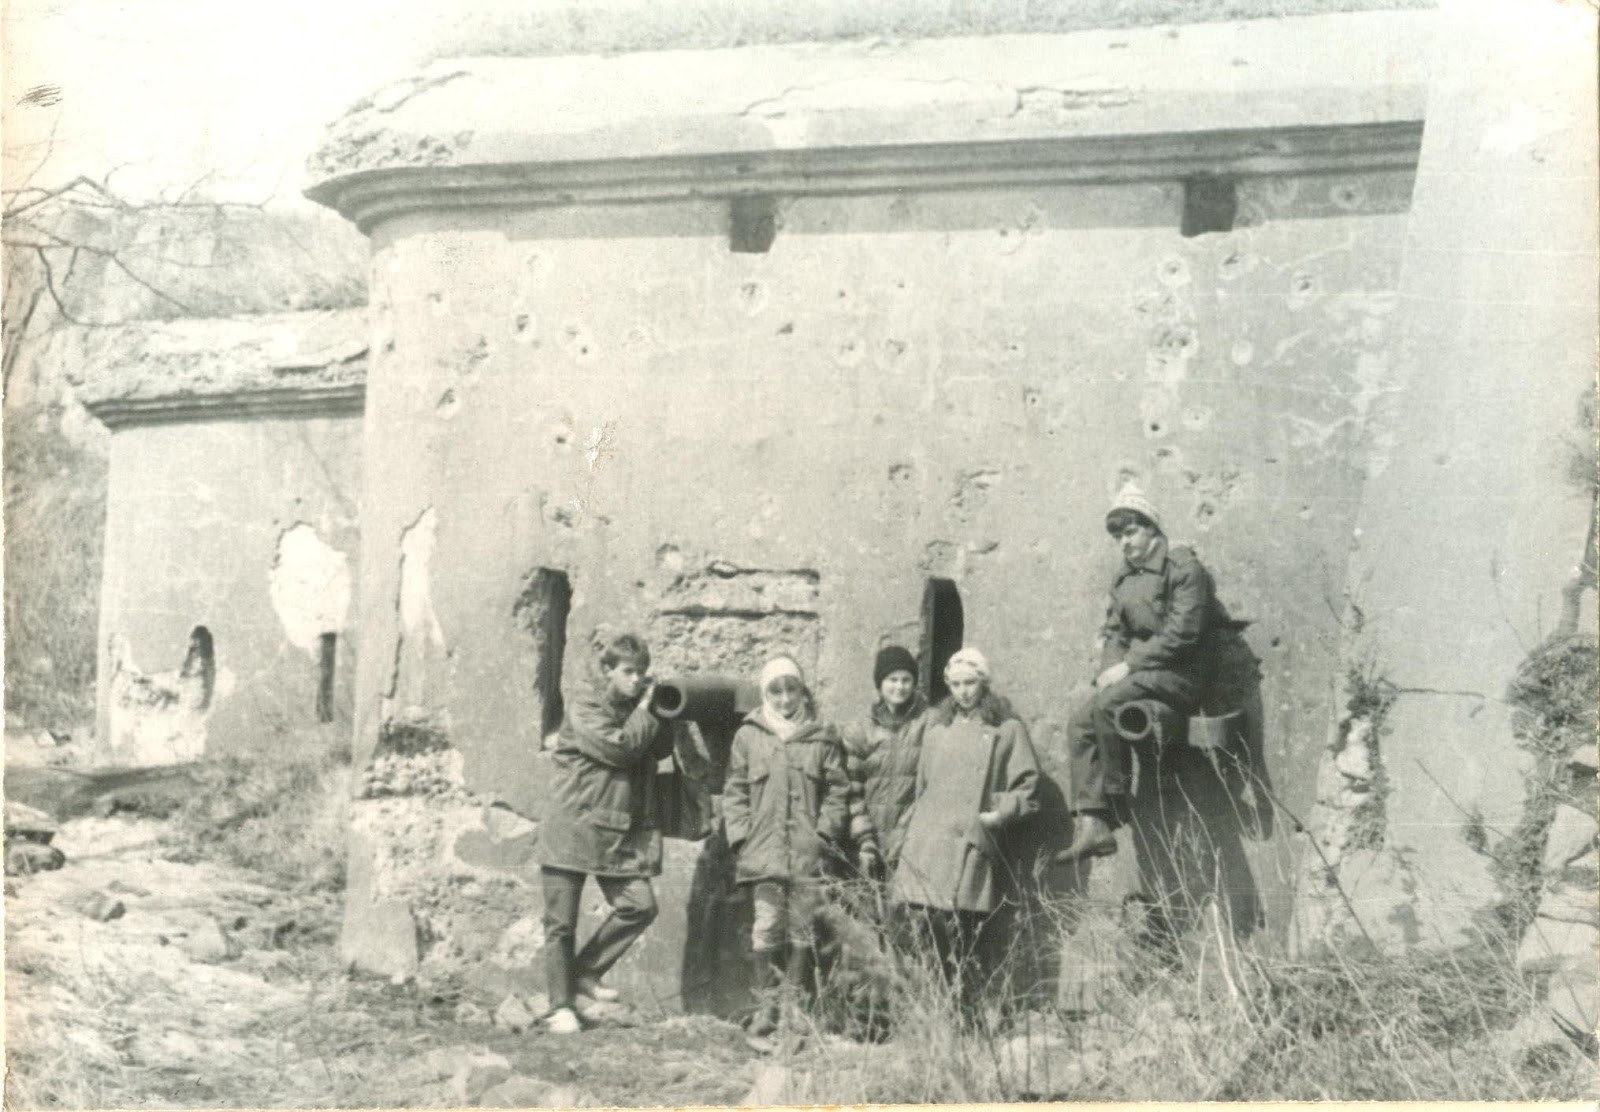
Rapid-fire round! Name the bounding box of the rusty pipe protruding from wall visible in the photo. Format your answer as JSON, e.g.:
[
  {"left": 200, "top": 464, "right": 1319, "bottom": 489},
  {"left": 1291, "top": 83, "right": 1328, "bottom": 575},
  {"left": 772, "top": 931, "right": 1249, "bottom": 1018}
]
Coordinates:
[
  {"left": 1113, "top": 699, "right": 1185, "bottom": 745},
  {"left": 649, "top": 675, "right": 761, "bottom": 727}
]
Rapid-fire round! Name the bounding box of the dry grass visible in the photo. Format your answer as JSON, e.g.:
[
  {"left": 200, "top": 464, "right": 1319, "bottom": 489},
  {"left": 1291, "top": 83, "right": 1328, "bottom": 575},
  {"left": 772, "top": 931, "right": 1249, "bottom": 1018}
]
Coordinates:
[
  {"left": 418, "top": 0, "right": 1435, "bottom": 61},
  {"left": 161, "top": 735, "right": 351, "bottom": 899},
  {"left": 771, "top": 888, "right": 1594, "bottom": 1103}
]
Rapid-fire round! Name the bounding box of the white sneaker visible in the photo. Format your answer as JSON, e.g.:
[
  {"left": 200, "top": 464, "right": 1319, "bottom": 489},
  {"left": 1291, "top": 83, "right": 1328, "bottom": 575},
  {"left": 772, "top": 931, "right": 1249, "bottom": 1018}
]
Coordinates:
[
  {"left": 544, "top": 1006, "right": 582, "bottom": 1035},
  {"left": 576, "top": 976, "right": 620, "bottom": 1002}
]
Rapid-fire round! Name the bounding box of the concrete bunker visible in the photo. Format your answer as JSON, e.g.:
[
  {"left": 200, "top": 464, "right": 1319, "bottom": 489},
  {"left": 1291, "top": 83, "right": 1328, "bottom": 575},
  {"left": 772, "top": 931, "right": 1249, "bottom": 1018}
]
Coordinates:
[
  {"left": 303, "top": 7, "right": 1595, "bottom": 1018},
  {"left": 79, "top": 309, "right": 365, "bottom": 762}
]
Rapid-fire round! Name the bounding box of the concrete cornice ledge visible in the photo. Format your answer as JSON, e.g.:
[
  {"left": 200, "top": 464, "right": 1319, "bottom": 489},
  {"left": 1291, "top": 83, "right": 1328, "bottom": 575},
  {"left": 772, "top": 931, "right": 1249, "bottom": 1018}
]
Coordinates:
[
  {"left": 77, "top": 309, "right": 368, "bottom": 429},
  {"left": 305, "top": 11, "right": 1434, "bottom": 233}
]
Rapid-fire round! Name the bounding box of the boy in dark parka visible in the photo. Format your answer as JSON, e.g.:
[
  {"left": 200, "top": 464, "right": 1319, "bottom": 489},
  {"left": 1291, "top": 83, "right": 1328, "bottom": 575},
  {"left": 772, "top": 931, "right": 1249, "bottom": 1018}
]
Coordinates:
[{"left": 536, "top": 632, "right": 674, "bottom": 1034}]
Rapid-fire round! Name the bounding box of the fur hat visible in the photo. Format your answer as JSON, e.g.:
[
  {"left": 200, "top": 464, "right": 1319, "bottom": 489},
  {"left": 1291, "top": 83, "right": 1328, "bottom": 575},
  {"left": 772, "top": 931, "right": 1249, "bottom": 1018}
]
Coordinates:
[
  {"left": 1107, "top": 483, "right": 1164, "bottom": 534},
  {"left": 873, "top": 645, "right": 918, "bottom": 687}
]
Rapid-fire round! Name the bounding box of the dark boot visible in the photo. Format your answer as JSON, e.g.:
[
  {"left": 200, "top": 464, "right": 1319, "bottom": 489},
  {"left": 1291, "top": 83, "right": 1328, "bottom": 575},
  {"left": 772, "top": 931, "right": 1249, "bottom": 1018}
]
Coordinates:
[
  {"left": 747, "top": 949, "right": 782, "bottom": 1037},
  {"left": 1055, "top": 811, "right": 1118, "bottom": 864},
  {"left": 778, "top": 945, "right": 817, "bottom": 1048},
  {"left": 784, "top": 944, "right": 817, "bottom": 1009}
]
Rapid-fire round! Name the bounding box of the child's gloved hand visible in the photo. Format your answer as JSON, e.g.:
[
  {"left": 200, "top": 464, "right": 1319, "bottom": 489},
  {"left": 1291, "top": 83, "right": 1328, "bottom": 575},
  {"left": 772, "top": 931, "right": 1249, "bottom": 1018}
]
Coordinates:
[
  {"left": 858, "top": 844, "right": 883, "bottom": 879},
  {"left": 977, "top": 810, "right": 1002, "bottom": 831}
]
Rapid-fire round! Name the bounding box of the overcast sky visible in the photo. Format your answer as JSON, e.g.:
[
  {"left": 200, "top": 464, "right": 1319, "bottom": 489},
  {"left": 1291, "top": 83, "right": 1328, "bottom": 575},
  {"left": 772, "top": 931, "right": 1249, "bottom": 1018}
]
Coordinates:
[{"left": 3, "top": 0, "right": 438, "bottom": 204}]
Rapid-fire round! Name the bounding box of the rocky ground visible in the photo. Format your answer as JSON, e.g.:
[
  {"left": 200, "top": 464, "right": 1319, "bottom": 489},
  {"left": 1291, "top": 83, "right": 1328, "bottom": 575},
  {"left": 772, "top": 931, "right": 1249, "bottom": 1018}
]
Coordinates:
[
  {"left": 3, "top": 809, "right": 763, "bottom": 1109},
  {"left": 4, "top": 724, "right": 1592, "bottom": 1106}
]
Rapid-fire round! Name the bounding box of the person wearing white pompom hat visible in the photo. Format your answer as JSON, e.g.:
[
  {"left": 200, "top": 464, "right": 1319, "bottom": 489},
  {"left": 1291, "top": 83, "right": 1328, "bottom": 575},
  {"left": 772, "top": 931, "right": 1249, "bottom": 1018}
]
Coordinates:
[{"left": 1057, "top": 484, "right": 1243, "bottom": 863}]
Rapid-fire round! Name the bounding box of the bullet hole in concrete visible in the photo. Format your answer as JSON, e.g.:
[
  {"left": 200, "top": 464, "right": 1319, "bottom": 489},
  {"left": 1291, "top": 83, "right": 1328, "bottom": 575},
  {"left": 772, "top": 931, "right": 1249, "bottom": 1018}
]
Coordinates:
[
  {"left": 729, "top": 195, "right": 777, "bottom": 254},
  {"left": 1147, "top": 420, "right": 1165, "bottom": 437},
  {"left": 889, "top": 462, "right": 914, "bottom": 483},
  {"left": 1181, "top": 176, "right": 1238, "bottom": 237},
  {"left": 1270, "top": 636, "right": 1283, "bottom": 649},
  {"left": 657, "top": 544, "right": 685, "bottom": 574},
  {"left": 514, "top": 312, "right": 536, "bottom": 344},
  {"left": 1196, "top": 501, "right": 1217, "bottom": 526},
  {"left": 777, "top": 322, "right": 794, "bottom": 335},
  {"left": 1023, "top": 388, "right": 1043, "bottom": 409},
  {"left": 1288, "top": 272, "right": 1319, "bottom": 308},
  {"left": 317, "top": 632, "right": 337, "bottom": 723},
  {"left": 736, "top": 281, "right": 768, "bottom": 316},
  {"left": 920, "top": 578, "right": 964, "bottom": 706},
  {"left": 514, "top": 568, "right": 573, "bottom": 739},
  {"left": 1329, "top": 180, "right": 1368, "bottom": 211}
]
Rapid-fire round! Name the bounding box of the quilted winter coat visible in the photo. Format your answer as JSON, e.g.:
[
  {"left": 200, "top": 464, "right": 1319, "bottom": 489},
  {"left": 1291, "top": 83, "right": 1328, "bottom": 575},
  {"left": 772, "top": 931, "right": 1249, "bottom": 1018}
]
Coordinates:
[
  {"left": 536, "top": 679, "right": 675, "bottom": 878},
  {"left": 839, "top": 695, "right": 928, "bottom": 866},
  {"left": 723, "top": 711, "right": 851, "bottom": 885},
  {"left": 891, "top": 700, "right": 1041, "bottom": 913}
]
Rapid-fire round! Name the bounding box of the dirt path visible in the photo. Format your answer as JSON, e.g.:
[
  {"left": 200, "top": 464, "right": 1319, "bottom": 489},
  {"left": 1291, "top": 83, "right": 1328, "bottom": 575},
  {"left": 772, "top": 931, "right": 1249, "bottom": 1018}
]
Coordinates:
[{"left": 5, "top": 814, "right": 759, "bottom": 1108}]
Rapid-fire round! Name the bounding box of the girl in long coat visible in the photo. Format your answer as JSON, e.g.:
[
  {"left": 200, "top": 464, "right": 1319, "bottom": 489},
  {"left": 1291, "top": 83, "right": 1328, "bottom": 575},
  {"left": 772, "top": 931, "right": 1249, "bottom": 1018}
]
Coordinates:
[
  {"left": 891, "top": 648, "right": 1040, "bottom": 1019},
  {"left": 722, "top": 655, "right": 852, "bottom": 1036}
]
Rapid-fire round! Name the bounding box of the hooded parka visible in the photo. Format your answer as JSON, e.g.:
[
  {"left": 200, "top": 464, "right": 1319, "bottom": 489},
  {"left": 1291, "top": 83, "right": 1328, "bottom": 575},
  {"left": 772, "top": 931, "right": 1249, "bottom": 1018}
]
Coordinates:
[
  {"left": 840, "top": 694, "right": 928, "bottom": 866},
  {"left": 536, "top": 678, "right": 675, "bottom": 878},
  {"left": 891, "top": 699, "right": 1041, "bottom": 913},
  {"left": 723, "top": 710, "right": 851, "bottom": 885}
]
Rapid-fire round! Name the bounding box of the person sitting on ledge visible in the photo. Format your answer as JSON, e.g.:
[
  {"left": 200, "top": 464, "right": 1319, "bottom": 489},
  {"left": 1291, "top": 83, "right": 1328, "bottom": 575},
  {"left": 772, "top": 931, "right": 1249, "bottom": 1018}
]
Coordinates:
[{"left": 1058, "top": 485, "right": 1243, "bottom": 863}]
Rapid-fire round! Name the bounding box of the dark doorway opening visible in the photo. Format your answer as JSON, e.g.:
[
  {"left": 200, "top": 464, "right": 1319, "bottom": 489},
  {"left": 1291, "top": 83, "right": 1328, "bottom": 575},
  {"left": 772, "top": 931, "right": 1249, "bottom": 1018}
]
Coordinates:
[
  {"left": 316, "top": 632, "right": 337, "bottom": 723},
  {"left": 515, "top": 568, "right": 573, "bottom": 739},
  {"left": 181, "top": 625, "right": 216, "bottom": 710},
  {"left": 919, "top": 578, "right": 964, "bottom": 706}
]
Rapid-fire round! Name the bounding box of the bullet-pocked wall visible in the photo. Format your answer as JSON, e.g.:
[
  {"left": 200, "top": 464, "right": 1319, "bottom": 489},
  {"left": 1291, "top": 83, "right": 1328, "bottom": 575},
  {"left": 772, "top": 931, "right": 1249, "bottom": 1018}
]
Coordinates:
[
  {"left": 83, "top": 311, "right": 366, "bottom": 765},
  {"left": 309, "top": 15, "right": 1448, "bottom": 999}
]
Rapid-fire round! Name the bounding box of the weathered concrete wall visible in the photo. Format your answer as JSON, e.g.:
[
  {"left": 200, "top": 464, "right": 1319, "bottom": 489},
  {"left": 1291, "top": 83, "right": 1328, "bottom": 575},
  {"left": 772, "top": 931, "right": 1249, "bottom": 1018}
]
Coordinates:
[
  {"left": 1297, "top": 0, "right": 1599, "bottom": 953},
  {"left": 93, "top": 415, "right": 362, "bottom": 762},
  {"left": 83, "top": 311, "right": 367, "bottom": 765},
  {"left": 309, "top": 13, "right": 1439, "bottom": 1002}
]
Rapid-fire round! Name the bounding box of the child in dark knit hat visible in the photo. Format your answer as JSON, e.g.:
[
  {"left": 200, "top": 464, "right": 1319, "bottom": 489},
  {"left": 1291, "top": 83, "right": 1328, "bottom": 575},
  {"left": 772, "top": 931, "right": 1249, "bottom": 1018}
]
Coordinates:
[{"left": 839, "top": 644, "right": 929, "bottom": 882}]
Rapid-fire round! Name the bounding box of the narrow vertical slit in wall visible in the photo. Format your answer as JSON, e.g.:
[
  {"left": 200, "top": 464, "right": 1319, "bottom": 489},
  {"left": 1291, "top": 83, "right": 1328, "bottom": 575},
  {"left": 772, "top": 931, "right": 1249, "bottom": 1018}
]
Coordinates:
[
  {"left": 515, "top": 568, "right": 574, "bottom": 740},
  {"left": 181, "top": 625, "right": 216, "bottom": 710},
  {"left": 730, "top": 195, "right": 778, "bottom": 253},
  {"left": 1181, "top": 175, "right": 1237, "bottom": 237},
  {"left": 919, "top": 578, "right": 964, "bottom": 706},
  {"left": 317, "top": 632, "right": 337, "bottom": 723}
]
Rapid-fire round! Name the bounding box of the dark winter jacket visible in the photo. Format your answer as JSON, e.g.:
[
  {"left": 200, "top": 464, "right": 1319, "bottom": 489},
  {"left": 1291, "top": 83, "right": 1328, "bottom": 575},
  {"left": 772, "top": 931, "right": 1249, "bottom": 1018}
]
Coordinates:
[
  {"left": 891, "top": 694, "right": 1040, "bottom": 913},
  {"left": 536, "top": 679, "right": 675, "bottom": 878},
  {"left": 840, "top": 694, "right": 928, "bottom": 866},
  {"left": 723, "top": 711, "right": 851, "bottom": 885},
  {"left": 1100, "top": 543, "right": 1246, "bottom": 683}
]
